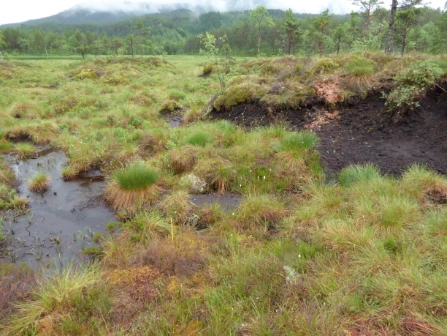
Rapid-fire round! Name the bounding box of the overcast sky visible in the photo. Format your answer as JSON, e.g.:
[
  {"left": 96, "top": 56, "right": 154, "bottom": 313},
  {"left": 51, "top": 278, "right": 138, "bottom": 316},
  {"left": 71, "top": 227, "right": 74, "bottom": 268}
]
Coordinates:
[{"left": 1, "top": 0, "right": 445, "bottom": 25}]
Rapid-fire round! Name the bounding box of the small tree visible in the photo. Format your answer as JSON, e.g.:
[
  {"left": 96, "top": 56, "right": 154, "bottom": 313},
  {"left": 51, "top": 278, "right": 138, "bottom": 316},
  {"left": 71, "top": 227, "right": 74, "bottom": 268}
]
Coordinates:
[
  {"left": 135, "top": 19, "right": 150, "bottom": 58},
  {"left": 312, "top": 9, "right": 331, "bottom": 54},
  {"left": 333, "top": 24, "right": 348, "bottom": 54},
  {"left": 126, "top": 34, "right": 135, "bottom": 57},
  {"left": 397, "top": 7, "right": 421, "bottom": 55},
  {"left": 112, "top": 37, "right": 123, "bottom": 57},
  {"left": 103, "top": 36, "right": 109, "bottom": 56},
  {"left": 282, "top": 9, "right": 300, "bottom": 55},
  {"left": 352, "top": 0, "right": 384, "bottom": 30},
  {"left": 249, "top": 6, "right": 274, "bottom": 57},
  {"left": 199, "top": 32, "right": 233, "bottom": 94},
  {"left": 0, "top": 30, "right": 5, "bottom": 60}
]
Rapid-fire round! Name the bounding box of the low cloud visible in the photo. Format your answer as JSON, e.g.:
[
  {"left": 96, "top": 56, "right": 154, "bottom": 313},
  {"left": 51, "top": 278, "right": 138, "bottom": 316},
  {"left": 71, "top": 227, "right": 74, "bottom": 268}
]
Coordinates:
[{"left": 73, "top": 0, "right": 356, "bottom": 15}]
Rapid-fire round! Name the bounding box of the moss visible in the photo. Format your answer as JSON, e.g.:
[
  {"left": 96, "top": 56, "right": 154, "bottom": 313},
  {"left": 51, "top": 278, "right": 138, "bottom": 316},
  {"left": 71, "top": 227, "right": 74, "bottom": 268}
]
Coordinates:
[
  {"left": 160, "top": 100, "right": 182, "bottom": 113},
  {"left": 213, "top": 83, "right": 266, "bottom": 111},
  {"left": 203, "top": 63, "right": 214, "bottom": 75},
  {"left": 75, "top": 69, "right": 98, "bottom": 80},
  {"left": 308, "top": 58, "right": 339, "bottom": 76},
  {"left": 344, "top": 56, "right": 377, "bottom": 76}
]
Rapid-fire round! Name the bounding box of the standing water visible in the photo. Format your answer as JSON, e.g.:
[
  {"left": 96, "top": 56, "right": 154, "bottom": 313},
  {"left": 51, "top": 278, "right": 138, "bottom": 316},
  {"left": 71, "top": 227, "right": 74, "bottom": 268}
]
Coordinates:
[{"left": 0, "top": 149, "right": 116, "bottom": 267}]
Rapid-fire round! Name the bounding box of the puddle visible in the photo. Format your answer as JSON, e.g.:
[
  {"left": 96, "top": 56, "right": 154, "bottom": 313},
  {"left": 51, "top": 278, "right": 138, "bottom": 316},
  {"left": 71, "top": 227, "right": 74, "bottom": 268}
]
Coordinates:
[
  {"left": 190, "top": 194, "right": 242, "bottom": 212},
  {"left": 168, "top": 115, "right": 183, "bottom": 128},
  {"left": 0, "top": 149, "right": 116, "bottom": 267}
]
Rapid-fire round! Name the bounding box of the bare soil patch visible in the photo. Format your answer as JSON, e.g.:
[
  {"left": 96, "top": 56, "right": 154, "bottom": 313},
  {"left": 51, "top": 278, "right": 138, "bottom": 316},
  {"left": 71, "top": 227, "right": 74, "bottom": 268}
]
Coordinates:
[{"left": 210, "top": 83, "right": 447, "bottom": 175}]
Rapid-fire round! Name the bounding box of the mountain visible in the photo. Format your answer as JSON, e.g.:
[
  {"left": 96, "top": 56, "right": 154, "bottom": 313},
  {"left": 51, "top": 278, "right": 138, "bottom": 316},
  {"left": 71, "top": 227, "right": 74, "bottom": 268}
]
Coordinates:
[
  {"left": 1, "top": 2, "right": 203, "bottom": 28},
  {"left": 0, "top": 0, "right": 312, "bottom": 28}
]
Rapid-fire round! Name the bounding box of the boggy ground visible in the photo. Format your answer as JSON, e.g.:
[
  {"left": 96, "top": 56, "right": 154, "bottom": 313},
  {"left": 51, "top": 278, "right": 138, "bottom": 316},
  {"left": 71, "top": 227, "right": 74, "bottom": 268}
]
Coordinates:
[
  {"left": 1, "top": 54, "right": 447, "bottom": 335},
  {"left": 212, "top": 83, "right": 447, "bottom": 175}
]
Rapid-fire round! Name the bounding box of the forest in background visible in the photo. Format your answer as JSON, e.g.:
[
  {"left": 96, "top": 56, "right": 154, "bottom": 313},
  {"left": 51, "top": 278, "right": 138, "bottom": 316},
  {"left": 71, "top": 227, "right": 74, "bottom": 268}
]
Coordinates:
[{"left": 0, "top": 2, "right": 446, "bottom": 58}]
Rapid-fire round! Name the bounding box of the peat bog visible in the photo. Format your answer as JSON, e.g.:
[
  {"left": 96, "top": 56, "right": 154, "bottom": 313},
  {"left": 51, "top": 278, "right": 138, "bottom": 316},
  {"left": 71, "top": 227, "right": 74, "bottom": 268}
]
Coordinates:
[{"left": 211, "top": 82, "right": 447, "bottom": 176}]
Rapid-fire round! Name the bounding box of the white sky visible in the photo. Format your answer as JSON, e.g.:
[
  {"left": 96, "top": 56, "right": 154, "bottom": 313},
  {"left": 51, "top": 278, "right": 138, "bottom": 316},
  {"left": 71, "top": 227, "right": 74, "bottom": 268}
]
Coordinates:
[{"left": 0, "top": 0, "right": 445, "bottom": 25}]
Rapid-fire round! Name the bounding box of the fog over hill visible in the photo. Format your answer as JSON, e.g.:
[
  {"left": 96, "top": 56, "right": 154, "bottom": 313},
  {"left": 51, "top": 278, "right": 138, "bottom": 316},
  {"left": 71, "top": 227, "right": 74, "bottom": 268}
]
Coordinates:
[{"left": 1, "top": 0, "right": 355, "bottom": 27}]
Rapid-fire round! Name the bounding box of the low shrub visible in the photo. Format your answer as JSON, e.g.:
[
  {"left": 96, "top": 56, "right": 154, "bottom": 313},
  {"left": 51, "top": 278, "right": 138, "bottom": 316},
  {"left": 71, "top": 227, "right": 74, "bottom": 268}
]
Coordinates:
[{"left": 385, "top": 61, "right": 443, "bottom": 115}]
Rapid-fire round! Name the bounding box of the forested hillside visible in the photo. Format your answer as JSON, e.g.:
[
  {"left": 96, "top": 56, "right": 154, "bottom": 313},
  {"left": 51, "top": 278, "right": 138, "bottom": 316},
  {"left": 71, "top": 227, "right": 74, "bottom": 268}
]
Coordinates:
[{"left": 0, "top": 3, "right": 446, "bottom": 57}]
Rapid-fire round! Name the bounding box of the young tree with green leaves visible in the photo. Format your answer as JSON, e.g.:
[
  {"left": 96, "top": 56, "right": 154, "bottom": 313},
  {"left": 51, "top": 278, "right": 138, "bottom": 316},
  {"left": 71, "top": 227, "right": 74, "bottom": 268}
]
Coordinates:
[
  {"left": 135, "top": 19, "right": 149, "bottom": 58},
  {"left": 112, "top": 37, "right": 123, "bottom": 56},
  {"left": 352, "top": 0, "right": 384, "bottom": 30},
  {"left": 282, "top": 9, "right": 300, "bottom": 54},
  {"left": 249, "top": 6, "right": 274, "bottom": 57},
  {"left": 102, "top": 36, "right": 109, "bottom": 56},
  {"left": 199, "top": 32, "right": 232, "bottom": 93},
  {"left": 126, "top": 34, "right": 135, "bottom": 57},
  {"left": 397, "top": 7, "right": 421, "bottom": 55},
  {"left": 312, "top": 9, "right": 331, "bottom": 54},
  {"left": 333, "top": 23, "right": 349, "bottom": 54}
]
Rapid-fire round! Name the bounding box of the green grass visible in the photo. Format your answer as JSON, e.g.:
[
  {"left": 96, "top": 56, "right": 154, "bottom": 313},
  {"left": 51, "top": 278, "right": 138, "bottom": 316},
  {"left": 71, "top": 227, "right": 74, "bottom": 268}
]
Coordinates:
[
  {"left": 1, "top": 54, "right": 447, "bottom": 335},
  {"left": 27, "top": 172, "right": 50, "bottom": 192},
  {"left": 184, "top": 132, "right": 212, "bottom": 147},
  {"left": 113, "top": 162, "right": 159, "bottom": 190},
  {"left": 338, "top": 163, "right": 382, "bottom": 187},
  {"left": 280, "top": 131, "right": 320, "bottom": 151}
]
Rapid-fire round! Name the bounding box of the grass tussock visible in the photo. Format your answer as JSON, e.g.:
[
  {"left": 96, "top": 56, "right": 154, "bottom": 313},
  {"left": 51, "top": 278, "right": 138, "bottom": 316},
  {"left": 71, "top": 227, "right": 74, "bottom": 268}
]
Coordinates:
[
  {"left": 28, "top": 172, "right": 50, "bottom": 193},
  {"left": 3, "top": 263, "right": 111, "bottom": 335},
  {"left": 105, "top": 162, "right": 160, "bottom": 211}
]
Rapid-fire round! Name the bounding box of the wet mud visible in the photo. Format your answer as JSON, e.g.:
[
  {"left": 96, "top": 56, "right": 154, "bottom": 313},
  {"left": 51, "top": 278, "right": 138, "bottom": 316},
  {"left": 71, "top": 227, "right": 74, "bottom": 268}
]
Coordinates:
[{"left": 0, "top": 149, "right": 116, "bottom": 267}]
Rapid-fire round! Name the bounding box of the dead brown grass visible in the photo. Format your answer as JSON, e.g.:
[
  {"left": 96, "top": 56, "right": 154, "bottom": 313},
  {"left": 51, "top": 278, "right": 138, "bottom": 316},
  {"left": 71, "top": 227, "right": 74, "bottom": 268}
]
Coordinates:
[
  {"left": 168, "top": 145, "right": 198, "bottom": 174},
  {"left": 104, "top": 180, "right": 161, "bottom": 211}
]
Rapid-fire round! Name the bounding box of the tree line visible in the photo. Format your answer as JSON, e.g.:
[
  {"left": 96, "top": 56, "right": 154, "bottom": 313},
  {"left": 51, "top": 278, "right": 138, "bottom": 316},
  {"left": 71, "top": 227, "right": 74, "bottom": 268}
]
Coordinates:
[{"left": 0, "top": 2, "right": 446, "bottom": 58}]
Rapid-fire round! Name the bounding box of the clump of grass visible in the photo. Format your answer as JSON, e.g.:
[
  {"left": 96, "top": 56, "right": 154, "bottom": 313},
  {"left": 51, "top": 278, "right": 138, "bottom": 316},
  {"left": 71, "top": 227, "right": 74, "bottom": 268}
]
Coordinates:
[
  {"left": 185, "top": 132, "right": 212, "bottom": 147},
  {"left": 0, "top": 263, "right": 36, "bottom": 322},
  {"left": 114, "top": 162, "right": 158, "bottom": 190},
  {"left": 4, "top": 263, "right": 110, "bottom": 335},
  {"left": 168, "top": 145, "right": 198, "bottom": 174},
  {"left": 28, "top": 172, "right": 50, "bottom": 193},
  {"left": 344, "top": 56, "right": 377, "bottom": 92},
  {"left": 0, "top": 140, "right": 12, "bottom": 153},
  {"left": 235, "top": 194, "right": 288, "bottom": 232},
  {"left": 160, "top": 190, "right": 196, "bottom": 226},
  {"left": 345, "top": 56, "right": 376, "bottom": 76},
  {"left": 338, "top": 164, "right": 381, "bottom": 187},
  {"left": 61, "top": 166, "right": 78, "bottom": 181},
  {"left": 280, "top": 131, "right": 319, "bottom": 151},
  {"left": 12, "top": 143, "right": 36, "bottom": 159},
  {"left": 105, "top": 162, "right": 160, "bottom": 211},
  {"left": 159, "top": 99, "right": 182, "bottom": 113},
  {"left": 308, "top": 58, "right": 339, "bottom": 76},
  {"left": 202, "top": 62, "right": 214, "bottom": 75},
  {"left": 11, "top": 196, "right": 29, "bottom": 209}
]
